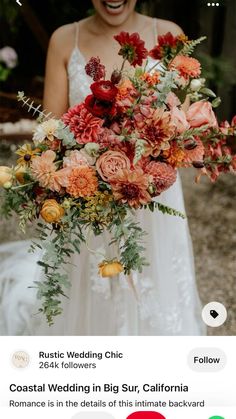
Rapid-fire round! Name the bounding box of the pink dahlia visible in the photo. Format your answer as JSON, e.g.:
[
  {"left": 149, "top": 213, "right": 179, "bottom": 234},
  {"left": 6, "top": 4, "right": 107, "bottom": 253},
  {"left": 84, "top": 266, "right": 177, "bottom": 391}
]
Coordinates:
[
  {"left": 62, "top": 104, "right": 103, "bottom": 144},
  {"left": 145, "top": 161, "right": 177, "bottom": 195}
]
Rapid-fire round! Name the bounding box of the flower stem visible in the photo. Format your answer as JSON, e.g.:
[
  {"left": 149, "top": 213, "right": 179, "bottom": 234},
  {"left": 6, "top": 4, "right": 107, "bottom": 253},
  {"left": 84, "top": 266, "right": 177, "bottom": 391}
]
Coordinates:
[
  {"left": 85, "top": 227, "right": 106, "bottom": 259},
  {"left": 120, "top": 58, "right": 126, "bottom": 73},
  {"left": 11, "top": 181, "right": 36, "bottom": 190}
]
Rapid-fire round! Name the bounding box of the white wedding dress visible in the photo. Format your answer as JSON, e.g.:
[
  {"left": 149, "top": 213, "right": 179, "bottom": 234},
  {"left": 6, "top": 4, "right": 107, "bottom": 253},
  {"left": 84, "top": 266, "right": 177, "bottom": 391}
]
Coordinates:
[{"left": 0, "top": 21, "right": 206, "bottom": 336}]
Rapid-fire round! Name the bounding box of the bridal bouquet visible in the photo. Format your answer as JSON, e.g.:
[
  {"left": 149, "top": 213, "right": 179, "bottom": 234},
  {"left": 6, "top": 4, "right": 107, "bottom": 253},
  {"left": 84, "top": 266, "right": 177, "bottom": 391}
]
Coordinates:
[{"left": 0, "top": 31, "right": 235, "bottom": 324}]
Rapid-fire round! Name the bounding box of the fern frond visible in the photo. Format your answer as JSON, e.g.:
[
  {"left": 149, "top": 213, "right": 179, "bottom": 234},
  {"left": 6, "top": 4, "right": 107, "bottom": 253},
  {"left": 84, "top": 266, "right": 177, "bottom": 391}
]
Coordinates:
[
  {"left": 143, "top": 201, "right": 186, "bottom": 219},
  {"left": 17, "top": 91, "right": 53, "bottom": 120},
  {"left": 133, "top": 139, "right": 147, "bottom": 165},
  {"left": 181, "top": 36, "right": 207, "bottom": 56}
]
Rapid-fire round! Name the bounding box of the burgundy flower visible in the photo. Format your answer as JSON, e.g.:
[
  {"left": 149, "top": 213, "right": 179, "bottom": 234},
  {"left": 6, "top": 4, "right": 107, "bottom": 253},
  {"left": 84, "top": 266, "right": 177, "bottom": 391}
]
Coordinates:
[
  {"left": 91, "top": 80, "right": 118, "bottom": 102},
  {"left": 114, "top": 32, "right": 148, "bottom": 67},
  {"left": 85, "top": 56, "right": 106, "bottom": 81},
  {"left": 158, "top": 32, "right": 178, "bottom": 48},
  {"left": 149, "top": 32, "right": 177, "bottom": 60},
  {"left": 149, "top": 32, "right": 188, "bottom": 61},
  {"left": 149, "top": 45, "right": 163, "bottom": 61},
  {"left": 84, "top": 94, "right": 116, "bottom": 118}
]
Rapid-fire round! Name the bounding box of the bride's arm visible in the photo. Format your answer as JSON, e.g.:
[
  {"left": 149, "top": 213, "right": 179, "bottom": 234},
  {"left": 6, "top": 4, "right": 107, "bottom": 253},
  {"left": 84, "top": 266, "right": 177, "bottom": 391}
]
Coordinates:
[{"left": 43, "top": 26, "right": 72, "bottom": 118}]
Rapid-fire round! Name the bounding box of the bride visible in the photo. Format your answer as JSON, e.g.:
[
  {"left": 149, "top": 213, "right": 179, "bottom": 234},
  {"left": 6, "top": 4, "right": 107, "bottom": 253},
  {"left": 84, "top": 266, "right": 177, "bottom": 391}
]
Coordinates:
[{"left": 0, "top": 0, "right": 206, "bottom": 336}]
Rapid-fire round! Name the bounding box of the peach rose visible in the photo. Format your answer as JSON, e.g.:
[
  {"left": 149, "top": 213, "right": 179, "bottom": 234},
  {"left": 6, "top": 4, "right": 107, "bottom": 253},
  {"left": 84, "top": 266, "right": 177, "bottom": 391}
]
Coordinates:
[
  {"left": 40, "top": 199, "right": 65, "bottom": 223},
  {"left": 99, "top": 260, "right": 123, "bottom": 278},
  {"left": 186, "top": 101, "right": 218, "bottom": 128},
  {"left": 0, "top": 166, "right": 12, "bottom": 187},
  {"left": 96, "top": 150, "right": 131, "bottom": 182},
  {"left": 170, "top": 106, "right": 190, "bottom": 134}
]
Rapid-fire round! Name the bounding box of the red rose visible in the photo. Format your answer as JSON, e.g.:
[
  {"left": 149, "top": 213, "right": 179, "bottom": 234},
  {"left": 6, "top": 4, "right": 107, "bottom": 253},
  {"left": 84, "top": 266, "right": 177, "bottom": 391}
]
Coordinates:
[
  {"left": 91, "top": 81, "right": 118, "bottom": 102},
  {"left": 85, "top": 95, "right": 116, "bottom": 118}
]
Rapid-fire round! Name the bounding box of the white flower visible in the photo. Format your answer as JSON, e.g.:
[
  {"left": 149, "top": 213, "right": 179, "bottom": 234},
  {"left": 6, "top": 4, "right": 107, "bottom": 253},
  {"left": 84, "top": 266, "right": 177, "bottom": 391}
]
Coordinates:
[
  {"left": 0, "top": 46, "right": 18, "bottom": 69},
  {"left": 80, "top": 147, "right": 97, "bottom": 166},
  {"left": 63, "top": 150, "right": 88, "bottom": 168},
  {"left": 33, "top": 119, "right": 59, "bottom": 144},
  {"left": 84, "top": 142, "right": 100, "bottom": 157},
  {"left": 190, "top": 78, "right": 204, "bottom": 92}
]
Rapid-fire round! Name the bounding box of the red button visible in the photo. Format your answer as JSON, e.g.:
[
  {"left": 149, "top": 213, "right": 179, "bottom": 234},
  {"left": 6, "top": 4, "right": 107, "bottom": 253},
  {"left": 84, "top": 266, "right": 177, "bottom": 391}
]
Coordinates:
[{"left": 127, "top": 412, "right": 166, "bottom": 419}]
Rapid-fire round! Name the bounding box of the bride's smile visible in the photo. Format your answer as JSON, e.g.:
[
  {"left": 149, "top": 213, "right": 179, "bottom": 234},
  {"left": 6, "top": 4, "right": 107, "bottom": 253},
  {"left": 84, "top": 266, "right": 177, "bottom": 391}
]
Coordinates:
[
  {"left": 92, "top": 0, "right": 138, "bottom": 25},
  {"left": 102, "top": 1, "right": 128, "bottom": 15}
]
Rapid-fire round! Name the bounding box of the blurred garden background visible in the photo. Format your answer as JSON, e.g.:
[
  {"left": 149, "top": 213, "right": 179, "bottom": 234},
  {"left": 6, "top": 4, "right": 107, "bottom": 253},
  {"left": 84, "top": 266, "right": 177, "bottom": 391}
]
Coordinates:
[{"left": 0, "top": 0, "right": 235, "bottom": 335}]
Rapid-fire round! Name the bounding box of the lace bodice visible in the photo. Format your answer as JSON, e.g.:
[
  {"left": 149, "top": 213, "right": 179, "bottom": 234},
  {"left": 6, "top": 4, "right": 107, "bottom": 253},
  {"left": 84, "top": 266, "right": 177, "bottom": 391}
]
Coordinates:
[{"left": 67, "top": 47, "right": 91, "bottom": 107}]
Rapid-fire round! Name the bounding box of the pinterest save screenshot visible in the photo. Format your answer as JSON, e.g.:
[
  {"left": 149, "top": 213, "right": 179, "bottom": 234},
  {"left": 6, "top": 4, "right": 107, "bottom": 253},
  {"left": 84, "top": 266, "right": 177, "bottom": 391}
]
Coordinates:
[{"left": 0, "top": 0, "right": 235, "bottom": 418}]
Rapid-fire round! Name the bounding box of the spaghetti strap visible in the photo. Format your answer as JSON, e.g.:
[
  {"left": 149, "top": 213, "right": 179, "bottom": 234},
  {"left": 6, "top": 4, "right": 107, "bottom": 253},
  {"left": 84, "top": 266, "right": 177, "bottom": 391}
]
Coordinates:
[
  {"left": 153, "top": 18, "right": 158, "bottom": 42},
  {"left": 74, "top": 21, "right": 79, "bottom": 48}
]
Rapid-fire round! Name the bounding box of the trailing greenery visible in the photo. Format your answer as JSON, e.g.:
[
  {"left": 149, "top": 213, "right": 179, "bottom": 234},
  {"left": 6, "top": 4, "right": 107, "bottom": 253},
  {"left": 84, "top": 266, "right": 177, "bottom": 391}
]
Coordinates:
[{"left": 30, "top": 210, "right": 85, "bottom": 326}]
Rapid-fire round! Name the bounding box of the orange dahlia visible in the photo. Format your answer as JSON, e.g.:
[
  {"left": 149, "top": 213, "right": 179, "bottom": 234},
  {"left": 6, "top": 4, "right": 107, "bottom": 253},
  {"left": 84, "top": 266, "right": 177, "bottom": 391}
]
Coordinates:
[
  {"left": 66, "top": 167, "right": 98, "bottom": 198},
  {"left": 162, "top": 143, "right": 186, "bottom": 168},
  {"left": 170, "top": 56, "right": 201, "bottom": 80},
  {"left": 110, "top": 168, "right": 151, "bottom": 208}
]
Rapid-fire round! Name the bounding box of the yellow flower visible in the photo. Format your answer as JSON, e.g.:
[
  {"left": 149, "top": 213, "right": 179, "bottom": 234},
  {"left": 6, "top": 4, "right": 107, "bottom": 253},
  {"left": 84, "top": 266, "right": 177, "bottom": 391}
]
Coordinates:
[
  {"left": 98, "top": 260, "right": 124, "bottom": 278},
  {"left": 0, "top": 166, "right": 13, "bottom": 187},
  {"left": 16, "top": 144, "right": 40, "bottom": 166},
  {"left": 40, "top": 199, "right": 65, "bottom": 223},
  {"left": 15, "top": 166, "right": 28, "bottom": 185}
]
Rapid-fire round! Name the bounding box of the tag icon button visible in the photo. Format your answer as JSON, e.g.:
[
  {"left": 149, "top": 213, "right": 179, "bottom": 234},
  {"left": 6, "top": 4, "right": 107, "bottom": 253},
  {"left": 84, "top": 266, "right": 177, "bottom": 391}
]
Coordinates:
[{"left": 202, "top": 302, "right": 227, "bottom": 327}]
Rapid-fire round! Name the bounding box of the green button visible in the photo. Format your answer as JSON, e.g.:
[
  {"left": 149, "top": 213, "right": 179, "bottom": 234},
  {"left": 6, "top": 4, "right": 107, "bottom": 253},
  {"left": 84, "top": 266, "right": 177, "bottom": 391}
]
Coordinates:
[{"left": 209, "top": 416, "right": 225, "bottom": 419}]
